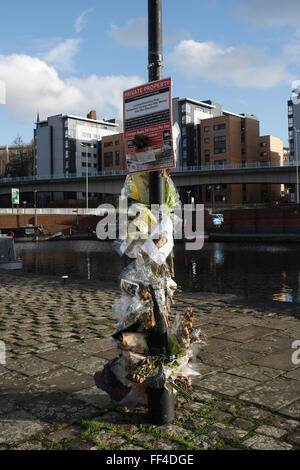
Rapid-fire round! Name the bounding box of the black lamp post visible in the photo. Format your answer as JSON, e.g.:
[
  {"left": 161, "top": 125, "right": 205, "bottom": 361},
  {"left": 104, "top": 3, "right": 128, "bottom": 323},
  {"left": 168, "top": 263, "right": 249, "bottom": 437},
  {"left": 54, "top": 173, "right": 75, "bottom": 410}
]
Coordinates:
[{"left": 147, "top": 0, "right": 175, "bottom": 425}]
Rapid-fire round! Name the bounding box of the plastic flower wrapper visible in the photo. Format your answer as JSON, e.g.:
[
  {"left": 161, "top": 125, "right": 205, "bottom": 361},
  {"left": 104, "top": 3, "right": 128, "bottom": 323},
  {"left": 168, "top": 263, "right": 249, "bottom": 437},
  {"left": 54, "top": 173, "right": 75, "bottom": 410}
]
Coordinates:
[
  {"left": 141, "top": 215, "right": 174, "bottom": 266},
  {"left": 117, "top": 204, "right": 157, "bottom": 259},
  {"left": 120, "top": 173, "right": 150, "bottom": 205},
  {"left": 165, "top": 175, "right": 180, "bottom": 208}
]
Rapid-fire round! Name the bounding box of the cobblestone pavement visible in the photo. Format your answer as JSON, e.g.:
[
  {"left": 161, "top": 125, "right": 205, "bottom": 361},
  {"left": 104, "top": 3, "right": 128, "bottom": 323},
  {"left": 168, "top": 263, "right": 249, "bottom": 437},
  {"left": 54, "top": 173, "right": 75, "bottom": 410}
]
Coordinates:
[{"left": 0, "top": 271, "right": 299, "bottom": 451}]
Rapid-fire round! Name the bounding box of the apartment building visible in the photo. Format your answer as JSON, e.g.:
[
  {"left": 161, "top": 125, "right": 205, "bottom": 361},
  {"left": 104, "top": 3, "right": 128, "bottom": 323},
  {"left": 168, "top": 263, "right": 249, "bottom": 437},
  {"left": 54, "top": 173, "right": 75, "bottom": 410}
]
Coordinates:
[
  {"left": 173, "top": 96, "right": 284, "bottom": 205},
  {"left": 288, "top": 90, "right": 300, "bottom": 162},
  {"left": 34, "top": 110, "right": 121, "bottom": 178},
  {"left": 34, "top": 110, "right": 122, "bottom": 201},
  {"left": 101, "top": 133, "right": 125, "bottom": 171}
]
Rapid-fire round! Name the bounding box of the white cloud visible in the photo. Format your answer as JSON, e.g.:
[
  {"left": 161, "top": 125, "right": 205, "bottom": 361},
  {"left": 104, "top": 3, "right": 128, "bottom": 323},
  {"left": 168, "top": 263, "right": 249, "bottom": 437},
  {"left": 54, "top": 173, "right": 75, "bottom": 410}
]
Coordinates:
[
  {"left": 283, "top": 41, "right": 300, "bottom": 62},
  {"left": 167, "top": 40, "right": 292, "bottom": 88},
  {"left": 109, "top": 17, "right": 191, "bottom": 48},
  {"left": 0, "top": 53, "right": 143, "bottom": 125},
  {"left": 110, "top": 18, "right": 148, "bottom": 48},
  {"left": 74, "top": 10, "right": 90, "bottom": 34},
  {"left": 41, "top": 38, "right": 82, "bottom": 73},
  {"left": 237, "top": 0, "right": 300, "bottom": 32}
]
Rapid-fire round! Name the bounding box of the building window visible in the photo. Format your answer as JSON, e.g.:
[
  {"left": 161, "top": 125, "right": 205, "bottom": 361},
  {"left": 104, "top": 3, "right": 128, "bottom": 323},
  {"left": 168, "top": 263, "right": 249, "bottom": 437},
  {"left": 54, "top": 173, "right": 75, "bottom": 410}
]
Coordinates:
[
  {"left": 213, "top": 123, "right": 226, "bottom": 131},
  {"left": 214, "top": 136, "right": 226, "bottom": 143},
  {"left": 260, "top": 152, "right": 267, "bottom": 157},
  {"left": 115, "top": 151, "right": 120, "bottom": 166},
  {"left": 115, "top": 140, "right": 120, "bottom": 146},
  {"left": 204, "top": 137, "right": 210, "bottom": 144},
  {"left": 260, "top": 142, "right": 267, "bottom": 147},
  {"left": 104, "top": 141, "right": 113, "bottom": 147},
  {"left": 214, "top": 147, "right": 226, "bottom": 154},
  {"left": 81, "top": 152, "right": 86, "bottom": 157},
  {"left": 288, "top": 118, "right": 294, "bottom": 127},
  {"left": 204, "top": 126, "right": 210, "bottom": 132},
  {"left": 214, "top": 159, "right": 227, "bottom": 165},
  {"left": 104, "top": 152, "right": 113, "bottom": 167}
]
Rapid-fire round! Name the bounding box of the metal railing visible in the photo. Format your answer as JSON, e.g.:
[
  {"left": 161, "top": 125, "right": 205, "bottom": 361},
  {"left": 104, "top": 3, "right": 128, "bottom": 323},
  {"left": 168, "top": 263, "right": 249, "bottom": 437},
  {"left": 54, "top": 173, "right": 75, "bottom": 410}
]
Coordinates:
[{"left": 0, "top": 161, "right": 296, "bottom": 184}]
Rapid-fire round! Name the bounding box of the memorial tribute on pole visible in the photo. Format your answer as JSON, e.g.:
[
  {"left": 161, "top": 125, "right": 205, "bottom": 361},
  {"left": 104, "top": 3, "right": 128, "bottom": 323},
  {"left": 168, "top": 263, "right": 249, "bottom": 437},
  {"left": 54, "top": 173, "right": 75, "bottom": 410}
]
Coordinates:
[{"left": 94, "top": 0, "right": 206, "bottom": 426}]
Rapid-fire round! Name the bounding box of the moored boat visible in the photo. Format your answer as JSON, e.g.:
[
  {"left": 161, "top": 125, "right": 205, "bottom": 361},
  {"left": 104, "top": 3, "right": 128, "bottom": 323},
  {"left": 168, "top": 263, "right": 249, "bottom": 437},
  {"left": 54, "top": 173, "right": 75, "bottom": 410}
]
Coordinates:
[{"left": 0, "top": 235, "right": 23, "bottom": 270}]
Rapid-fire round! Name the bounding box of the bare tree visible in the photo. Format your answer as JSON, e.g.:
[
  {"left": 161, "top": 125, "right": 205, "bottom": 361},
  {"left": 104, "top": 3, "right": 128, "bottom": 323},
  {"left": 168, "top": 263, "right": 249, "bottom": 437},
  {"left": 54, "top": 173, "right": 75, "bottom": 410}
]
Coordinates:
[{"left": 5, "top": 136, "right": 34, "bottom": 177}]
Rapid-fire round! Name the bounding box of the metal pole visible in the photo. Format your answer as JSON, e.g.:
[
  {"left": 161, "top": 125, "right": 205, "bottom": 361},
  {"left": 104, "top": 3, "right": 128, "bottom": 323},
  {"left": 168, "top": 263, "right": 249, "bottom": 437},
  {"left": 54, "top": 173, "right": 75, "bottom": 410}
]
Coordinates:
[
  {"left": 147, "top": 0, "right": 175, "bottom": 425},
  {"left": 86, "top": 151, "right": 89, "bottom": 210},
  {"left": 294, "top": 128, "right": 299, "bottom": 204}
]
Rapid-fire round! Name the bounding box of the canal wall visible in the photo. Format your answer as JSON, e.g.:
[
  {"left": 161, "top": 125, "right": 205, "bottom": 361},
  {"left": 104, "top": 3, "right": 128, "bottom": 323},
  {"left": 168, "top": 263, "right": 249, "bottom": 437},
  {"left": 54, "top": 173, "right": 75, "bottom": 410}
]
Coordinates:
[
  {"left": 0, "top": 214, "right": 100, "bottom": 236},
  {"left": 206, "top": 205, "right": 300, "bottom": 234},
  {"left": 0, "top": 205, "right": 299, "bottom": 238}
]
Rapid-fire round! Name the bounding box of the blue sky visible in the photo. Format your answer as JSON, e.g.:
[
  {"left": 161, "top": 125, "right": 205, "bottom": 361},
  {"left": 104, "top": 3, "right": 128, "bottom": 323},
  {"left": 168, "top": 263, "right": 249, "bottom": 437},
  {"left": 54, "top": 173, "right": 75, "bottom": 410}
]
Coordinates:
[{"left": 0, "top": 0, "right": 299, "bottom": 146}]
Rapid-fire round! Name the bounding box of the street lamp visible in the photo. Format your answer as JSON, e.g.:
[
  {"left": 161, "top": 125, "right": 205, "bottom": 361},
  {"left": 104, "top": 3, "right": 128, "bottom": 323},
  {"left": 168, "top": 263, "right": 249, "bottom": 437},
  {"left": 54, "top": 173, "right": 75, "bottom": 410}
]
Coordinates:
[
  {"left": 294, "top": 127, "right": 299, "bottom": 204},
  {"left": 34, "top": 189, "right": 37, "bottom": 226},
  {"left": 80, "top": 143, "right": 89, "bottom": 210}
]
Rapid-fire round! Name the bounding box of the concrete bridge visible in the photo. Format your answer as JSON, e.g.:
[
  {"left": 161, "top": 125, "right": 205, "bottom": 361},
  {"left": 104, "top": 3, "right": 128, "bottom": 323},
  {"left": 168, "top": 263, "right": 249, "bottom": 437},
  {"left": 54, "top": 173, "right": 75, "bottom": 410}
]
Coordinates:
[{"left": 0, "top": 162, "right": 298, "bottom": 196}]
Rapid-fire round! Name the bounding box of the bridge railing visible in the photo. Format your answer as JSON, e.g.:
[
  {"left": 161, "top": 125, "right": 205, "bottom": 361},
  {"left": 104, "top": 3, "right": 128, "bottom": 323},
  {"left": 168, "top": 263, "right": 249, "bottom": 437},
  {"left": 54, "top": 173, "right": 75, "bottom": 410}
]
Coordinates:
[{"left": 0, "top": 161, "right": 296, "bottom": 184}]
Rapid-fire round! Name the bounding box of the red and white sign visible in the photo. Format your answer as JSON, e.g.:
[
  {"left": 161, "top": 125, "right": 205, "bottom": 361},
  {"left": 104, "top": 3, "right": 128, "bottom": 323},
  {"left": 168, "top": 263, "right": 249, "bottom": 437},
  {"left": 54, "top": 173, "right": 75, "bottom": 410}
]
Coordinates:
[{"left": 123, "top": 77, "right": 175, "bottom": 174}]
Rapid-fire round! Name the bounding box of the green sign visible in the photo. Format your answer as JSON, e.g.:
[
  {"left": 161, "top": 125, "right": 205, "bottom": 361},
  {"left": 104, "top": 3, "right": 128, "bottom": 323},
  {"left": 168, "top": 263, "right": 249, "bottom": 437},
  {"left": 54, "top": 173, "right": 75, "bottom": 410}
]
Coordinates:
[{"left": 11, "top": 188, "right": 19, "bottom": 205}]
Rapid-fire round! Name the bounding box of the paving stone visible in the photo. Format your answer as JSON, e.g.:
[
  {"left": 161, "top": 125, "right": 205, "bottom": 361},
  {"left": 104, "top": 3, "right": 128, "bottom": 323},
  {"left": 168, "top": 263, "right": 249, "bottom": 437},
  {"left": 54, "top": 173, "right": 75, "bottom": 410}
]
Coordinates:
[
  {"left": 239, "top": 406, "right": 272, "bottom": 420},
  {"left": 33, "top": 367, "right": 94, "bottom": 392},
  {"left": 206, "top": 422, "right": 248, "bottom": 441},
  {"left": 226, "top": 364, "right": 282, "bottom": 382},
  {"left": 256, "top": 425, "right": 287, "bottom": 438},
  {"left": 36, "top": 348, "right": 84, "bottom": 365},
  {"left": 63, "top": 438, "right": 96, "bottom": 450},
  {"left": 198, "top": 372, "right": 259, "bottom": 397},
  {"left": 286, "top": 432, "right": 300, "bottom": 446},
  {"left": 197, "top": 349, "right": 261, "bottom": 369},
  {"left": 267, "top": 416, "right": 300, "bottom": 431},
  {"left": 184, "top": 417, "right": 208, "bottom": 430},
  {"left": 158, "top": 424, "right": 191, "bottom": 440},
  {"left": 239, "top": 378, "right": 300, "bottom": 410},
  {"left": 200, "top": 323, "right": 235, "bottom": 338},
  {"left": 149, "top": 439, "right": 182, "bottom": 450},
  {"left": 11, "top": 441, "right": 45, "bottom": 450},
  {"left": 284, "top": 368, "right": 300, "bottom": 381},
  {"left": 121, "top": 444, "right": 146, "bottom": 450},
  {"left": 5, "top": 356, "right": 60, "bottom": 377},
  {"left": 243, "top": 435, "right": 293, "bottom": 450},
  {"left": 130, "top": 432, "right": 155, "bottom": 442},
  {"left": 92, "top": 411, "right": 123, "bottom": 424},
  {"left": 208, "top": 410, "right": 232, "bottom": 422},
  {"left": 47, "top": 426, "right": 82, "bottom": 443},
  {"left": 18, "top": 392, "right": 99, "bottom": 424},
  {"left": 233, "top": 418, "right": 255, "bottom": 430},
  {"left": 90, "top": 430, "right": 126, "bottom": 448},
  {"left": 0, "top": 396, "right": 22, "bottom": 415},
  {"left": 279, "top": 400, "right": 300, "bottom": 419},
  {"left": 64, "top": 356, "right": 107, "bottom": 375},
  {"left": 193, "top": 434, "right": 217, "bottom": 449},
  {"left": 239, "top": 333, "right": 294, "bottom": 355},
  {"left": 252, "top": 349, "right": 298, "bottom": 371},
  {"left": 94, "top": 348, "right": 121, "bottom": 361},
  {"left": 217, "top": 325, "right": 276, "bottom": 343},
  {"left": 191, "top": 390, "right": 217, "bottom": 402},
  {"left": 0, "top": 410, "right": 46, "bottom": 445},
  {"left": 72, "top": 386, "right": 112, "bottom": 409},
  {"left": 0, "top": 370, "right": 31, "bottom": 393},
  {"left": 200, "top": 338, "right": 238, "bottom": 353}
]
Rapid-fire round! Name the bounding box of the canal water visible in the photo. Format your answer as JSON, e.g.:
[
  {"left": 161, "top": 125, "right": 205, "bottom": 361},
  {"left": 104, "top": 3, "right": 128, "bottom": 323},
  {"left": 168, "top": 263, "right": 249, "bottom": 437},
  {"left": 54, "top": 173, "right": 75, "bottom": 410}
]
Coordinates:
[{"left": 15, "top": 240, "right": 300, "bottom": 304}]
